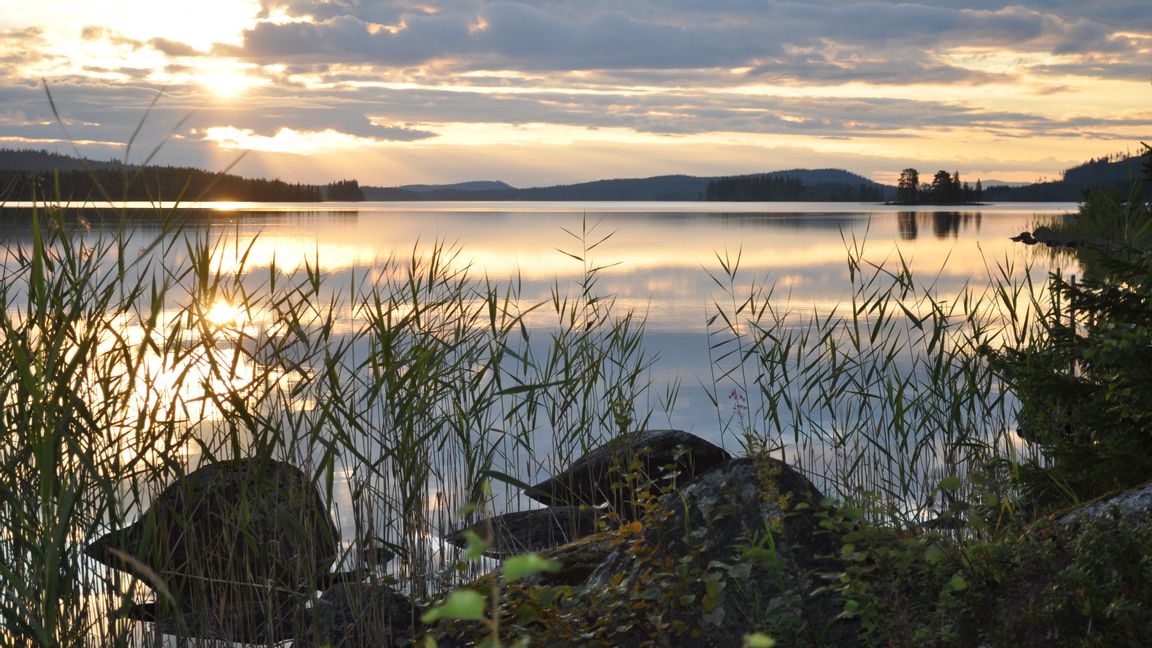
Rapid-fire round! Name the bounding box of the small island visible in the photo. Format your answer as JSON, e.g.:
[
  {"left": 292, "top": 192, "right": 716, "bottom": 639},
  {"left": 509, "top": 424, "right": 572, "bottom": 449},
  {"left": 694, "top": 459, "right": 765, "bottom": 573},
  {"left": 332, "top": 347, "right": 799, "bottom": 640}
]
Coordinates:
[{"left": 890, "top": 168, "right": 984, "bottom": 205}]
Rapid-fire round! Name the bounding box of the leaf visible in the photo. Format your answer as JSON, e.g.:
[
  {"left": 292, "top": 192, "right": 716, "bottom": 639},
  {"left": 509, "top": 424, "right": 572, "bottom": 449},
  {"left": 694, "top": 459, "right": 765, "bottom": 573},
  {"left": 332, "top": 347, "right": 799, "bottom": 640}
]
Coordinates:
[
  {"left": 480, "top": 469, "right": 534, "bottom": 492},
  {"left": 923, "top": 544, "right": 945, "bottom": 565},
  {"left": 503, "top": 554, "right": 562, "bottom": 582},
  {"left": 744, "top": 633, "right": 777, "bottom": 648},
  {"left": 463, "top": 530, "right": 487, "bottom": 561},
  {"left": 939, "top": 476, "right": 962, "bottom": 492},
  {"left": 421, "top": 590, "right": 487, "bottom": 622},
  {"left": 947, "top": 573, "right": 969, "bottom": 592}
]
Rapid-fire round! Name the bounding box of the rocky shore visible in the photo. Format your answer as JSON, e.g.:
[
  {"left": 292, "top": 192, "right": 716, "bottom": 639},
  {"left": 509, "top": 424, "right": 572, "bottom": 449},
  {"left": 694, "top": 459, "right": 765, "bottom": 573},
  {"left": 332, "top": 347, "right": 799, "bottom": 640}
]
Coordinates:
[{"left": 86, "top": 431, "right": 1152, "bottom": 647}]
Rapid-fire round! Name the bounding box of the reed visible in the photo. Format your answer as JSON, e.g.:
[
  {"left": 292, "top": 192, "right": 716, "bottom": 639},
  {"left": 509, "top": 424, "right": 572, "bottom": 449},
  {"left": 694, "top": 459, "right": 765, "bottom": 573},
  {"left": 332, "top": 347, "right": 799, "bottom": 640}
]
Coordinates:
[
  {"left": 705, "top": 234, "right": 1047, "bottom": 525},
  {"left": 0, "top": 188, "right": 664, "bottom": 645}
]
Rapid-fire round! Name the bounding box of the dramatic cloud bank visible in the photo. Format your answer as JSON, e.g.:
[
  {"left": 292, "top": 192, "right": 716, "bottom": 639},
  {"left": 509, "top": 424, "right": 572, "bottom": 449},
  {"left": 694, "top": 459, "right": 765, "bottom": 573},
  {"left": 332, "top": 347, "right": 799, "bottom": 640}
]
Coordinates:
[{"left": 0, "top": 0, "right": 1148, "bottom": 185}]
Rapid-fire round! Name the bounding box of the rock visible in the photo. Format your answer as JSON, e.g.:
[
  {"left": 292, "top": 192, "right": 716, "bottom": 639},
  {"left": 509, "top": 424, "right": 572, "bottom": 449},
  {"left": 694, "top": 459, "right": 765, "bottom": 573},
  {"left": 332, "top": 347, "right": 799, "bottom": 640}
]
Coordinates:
[
  {"left": 523, "top": 429, "right": 731, "bottom": 512},
  {"left": 121, "top": 595, "right": 300, "bottom": 644},
  {"left": 85, "top": 458, "right": 339, "bottom": 642},
  {"left": 1057, "top": 481, "right": 1152, "bottom": 527},
  {"left": 584, "top": 457, "right": 855, "bottom": 646},
  {"left": 535, "top": 531, "right": 617, "bottom": 586},
  {"left": 446, "top": 506, "right": 602, "bottom": 558},
  {"left": 295, "top": 582, "right": 422, "bottom": 648},
  {"left": 359, "top": 540, "right": 396, "bottom": 568},
  {"left": 1010, "top": 227, "right": 1090, "bottom": 251}
]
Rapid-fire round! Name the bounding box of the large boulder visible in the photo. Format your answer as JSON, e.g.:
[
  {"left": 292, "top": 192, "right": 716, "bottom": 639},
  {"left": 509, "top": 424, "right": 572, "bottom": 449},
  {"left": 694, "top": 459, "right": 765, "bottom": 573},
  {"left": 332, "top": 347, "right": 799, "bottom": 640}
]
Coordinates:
[
  {"left": 446, "top": 506, "right": 602, "bottom": 558},
  {"left": 524, "top": 429, "right": 731, "bottom": 513},
  {"left": 1057, "top": 481, "right": 1152, "bottom": 527},
  {"left": 85, "top": 458, "right": 339, "bottom": 642},
  {"left": 582, "top": 457, "right": 854, "bottom": 646}
]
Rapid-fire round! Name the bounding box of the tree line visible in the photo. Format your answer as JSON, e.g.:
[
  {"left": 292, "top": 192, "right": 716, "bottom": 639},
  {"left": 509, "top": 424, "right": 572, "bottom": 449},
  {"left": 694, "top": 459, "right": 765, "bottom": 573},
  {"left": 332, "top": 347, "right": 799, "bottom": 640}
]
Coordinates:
[
  {"left": 895, "top": 168, "right": 983, "bottom": 205},
  {"left": 705, "top": 174, "right": 887, "bottom": 202},
  {"left": 0, "top": 150, "right": 366, "bottom": 202},
  {"left": 0, "top": 167, "right": 331, "bottom": 202}
]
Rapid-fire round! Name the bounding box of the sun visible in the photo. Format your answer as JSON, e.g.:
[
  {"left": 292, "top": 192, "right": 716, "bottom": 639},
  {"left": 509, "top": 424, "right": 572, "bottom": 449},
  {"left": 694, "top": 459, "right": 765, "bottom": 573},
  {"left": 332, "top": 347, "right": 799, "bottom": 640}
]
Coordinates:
[
  {"left": 204, "top": 299, "right": 246, "bottom": 327},
  {"left": 198, "top": 66, "right": 260, "bottom": 98}
]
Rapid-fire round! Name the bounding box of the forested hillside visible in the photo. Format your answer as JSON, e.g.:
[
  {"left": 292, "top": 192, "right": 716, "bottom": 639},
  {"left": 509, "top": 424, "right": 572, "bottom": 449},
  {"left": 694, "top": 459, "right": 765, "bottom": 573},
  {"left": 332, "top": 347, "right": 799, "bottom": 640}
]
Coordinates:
[
  {"left": 0, "top": 148, "right": 325, "bottom": 202},
  {"left": 705, "top": 169, "right": 891, "bottom": 201}
]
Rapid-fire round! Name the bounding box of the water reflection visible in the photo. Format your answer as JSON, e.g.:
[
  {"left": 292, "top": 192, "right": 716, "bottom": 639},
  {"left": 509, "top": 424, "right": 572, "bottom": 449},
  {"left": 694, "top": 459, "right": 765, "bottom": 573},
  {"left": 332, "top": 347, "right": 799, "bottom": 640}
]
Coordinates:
[{"left": 896, "top": 211, "right": 984, "bottom": 240}]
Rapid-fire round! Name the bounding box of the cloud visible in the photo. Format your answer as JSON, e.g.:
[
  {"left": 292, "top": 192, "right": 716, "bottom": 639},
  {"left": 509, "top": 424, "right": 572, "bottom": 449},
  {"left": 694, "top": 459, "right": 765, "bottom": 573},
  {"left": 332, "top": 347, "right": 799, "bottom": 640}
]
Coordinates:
[
  {"left": 236, "top": 1, "right": 1145, "bottom": 70},
  {"left": 200, "top": 116, "right": 435, "bottom": 155},
  {"left": 79, "top": 26, "right": 146, "bottom": 49},
  {"left": 234, "top": 5, "right": 781, "bottom": 70},
  {"left": 0, "top": 27, "right": 48, "bottom": 68},
  {"left": 150, "top": 38, "right": 204, "bottom": 57},
  {"left": 4, "top": 1, "right": 1148, "bottom": 186}
]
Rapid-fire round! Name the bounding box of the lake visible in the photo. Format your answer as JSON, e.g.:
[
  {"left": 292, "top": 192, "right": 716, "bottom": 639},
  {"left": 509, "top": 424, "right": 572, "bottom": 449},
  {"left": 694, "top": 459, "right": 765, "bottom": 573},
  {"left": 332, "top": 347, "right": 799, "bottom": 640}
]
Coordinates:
[
  {"left": 0, "top": 199, "right": 1078, "bottom": 590},
  {"left": 6, "top": 198, "right": 1076, "bottom": 420},
  {"left": 86, "top": 202, "right": 1070, "bottom": 405}
]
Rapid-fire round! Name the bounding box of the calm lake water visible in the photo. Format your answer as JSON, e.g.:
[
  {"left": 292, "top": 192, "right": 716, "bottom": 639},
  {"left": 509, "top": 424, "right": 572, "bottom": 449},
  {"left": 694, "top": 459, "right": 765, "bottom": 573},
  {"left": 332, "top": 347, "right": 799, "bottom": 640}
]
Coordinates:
[
  {"left": 120, "top": 200, "right": 1073, "bottom": 422},
  {"left": 1, "top": 198, "right": 1079, "bottom": 443}
]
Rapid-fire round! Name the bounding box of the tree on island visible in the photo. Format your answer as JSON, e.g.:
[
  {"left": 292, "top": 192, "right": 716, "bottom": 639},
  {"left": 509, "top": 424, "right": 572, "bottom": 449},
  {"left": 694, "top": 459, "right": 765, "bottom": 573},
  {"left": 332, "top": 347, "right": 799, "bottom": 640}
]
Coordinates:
[
  {"left": 895, "top": 167, "right": 982, "bottom": 205},
  {"left": 897, "top": 168, "right": 920, "bottom": 203},
  {"left": 929, "top": 170, "right": 962, "bottom": 203}
]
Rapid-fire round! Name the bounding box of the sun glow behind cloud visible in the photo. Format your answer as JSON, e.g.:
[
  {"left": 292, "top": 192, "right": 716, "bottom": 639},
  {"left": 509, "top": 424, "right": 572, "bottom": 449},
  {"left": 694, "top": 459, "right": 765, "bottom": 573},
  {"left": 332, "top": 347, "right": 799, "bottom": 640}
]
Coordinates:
[
  {"left": 204, "top": 126, "right": 392, "bottom": 154},
  {"left": 161, "top": 60, "right": 270, "bottom": 98}
]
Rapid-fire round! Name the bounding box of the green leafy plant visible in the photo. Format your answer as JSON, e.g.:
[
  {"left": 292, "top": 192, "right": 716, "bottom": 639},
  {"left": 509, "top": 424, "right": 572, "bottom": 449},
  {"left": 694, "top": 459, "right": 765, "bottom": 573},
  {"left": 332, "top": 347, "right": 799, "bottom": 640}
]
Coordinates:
[{"left": 993, "top": 148, "right": 1152, "bottom": 511}]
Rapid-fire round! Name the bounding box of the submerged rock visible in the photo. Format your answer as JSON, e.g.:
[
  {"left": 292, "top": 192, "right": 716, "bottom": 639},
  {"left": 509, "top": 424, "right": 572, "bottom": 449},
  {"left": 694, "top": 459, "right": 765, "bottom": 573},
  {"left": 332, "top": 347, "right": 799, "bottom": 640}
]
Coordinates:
[
  {"left": 85, "top": 457, "right": 338, "bottom": 642},
  {"left": 121, "top": 595, "right": 299, "bottom": 645},
  {"left": 524, "top": 429, "right": 731, "bottom": 512},
  {"left": 296, "top": 582, "right": 422, "bottom": 648},
  {"left": 446, "top": 506, "right": 602, "bottom": 558}
]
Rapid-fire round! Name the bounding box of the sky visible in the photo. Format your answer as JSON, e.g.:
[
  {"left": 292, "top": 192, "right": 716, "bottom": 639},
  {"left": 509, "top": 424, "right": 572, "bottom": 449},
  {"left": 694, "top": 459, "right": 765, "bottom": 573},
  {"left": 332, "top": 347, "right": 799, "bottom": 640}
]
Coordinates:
[{"left": 1, "top": 0, "right": 1149, "bottom": 188}]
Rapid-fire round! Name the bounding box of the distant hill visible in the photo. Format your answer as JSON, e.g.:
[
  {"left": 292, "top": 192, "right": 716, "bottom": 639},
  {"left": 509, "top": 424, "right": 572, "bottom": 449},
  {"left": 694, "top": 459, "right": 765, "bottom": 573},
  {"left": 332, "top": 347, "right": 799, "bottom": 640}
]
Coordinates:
[
  {"left": 984, "top": 154, "right": 1147, "bottom": 202},
  {"left": 364, "top": 169, "right": 893, "bottom": 202},
  {"left": 400, "top": 181, "right": 515, "bottom": 193},
  {"left": 364, "top": 175, "right": 710, "bottom": 201},
  {"left": 979, "top": 180, "right": 1029, "bottom": 188},
  {"left": 363, "top": 180, "right": 517, "bottom": 200}
]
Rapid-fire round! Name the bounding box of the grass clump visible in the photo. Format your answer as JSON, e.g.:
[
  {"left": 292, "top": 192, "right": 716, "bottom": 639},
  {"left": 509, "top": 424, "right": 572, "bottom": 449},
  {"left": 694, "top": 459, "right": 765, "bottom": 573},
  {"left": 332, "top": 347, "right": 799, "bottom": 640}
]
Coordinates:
[{"left": 0, "top": 194, "right": 657, "bottom": 646}]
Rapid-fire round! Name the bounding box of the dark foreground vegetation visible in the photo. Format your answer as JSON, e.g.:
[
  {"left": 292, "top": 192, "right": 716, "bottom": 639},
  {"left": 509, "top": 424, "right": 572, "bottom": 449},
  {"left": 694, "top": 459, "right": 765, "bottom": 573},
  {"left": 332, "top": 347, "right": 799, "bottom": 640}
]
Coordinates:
[
  {"left": 415, "top": 144, "right": 1152, "bottom": 647},
  {"left": 0, "top": 147, "right": 1150, "bottom": 647}
]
